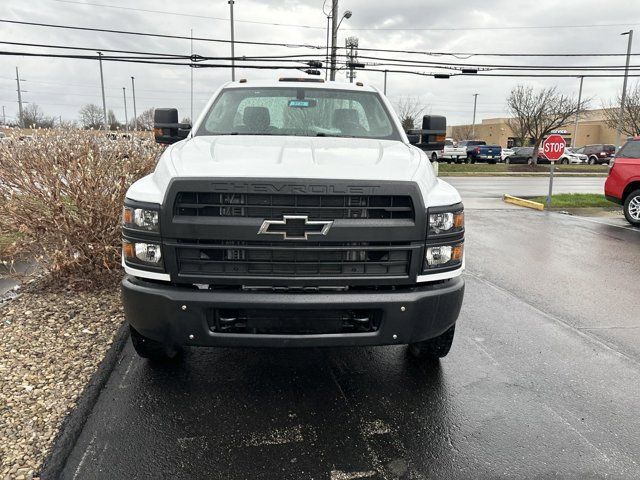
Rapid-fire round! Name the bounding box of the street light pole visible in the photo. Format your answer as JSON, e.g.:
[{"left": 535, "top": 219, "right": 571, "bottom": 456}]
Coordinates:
[
  {"left": 229, "top": 0, "right": 236, "bottom": 81},
  {"left": 572, "top": 76, "right": 584, "bottom": 148},
  {"left": 122, "top": 87, "right": 128, "bottom": 133},
  {"left": 471, "top": 93, "right": 478, "bottom": 138},
  {"left": 97, "top": 52, "right": 108, "bottom": 130},
  {"left": 616, "top": 29, "right": 633, "bottom": 150},
  {"left": 131, "top": 76, "right": 137, "bottom": 132},
  {"left": 330, "top": 0, "right": 338, "bottom": 81},
  {"left": 383, "top": 70, "right": 387, "bottom": 95}
]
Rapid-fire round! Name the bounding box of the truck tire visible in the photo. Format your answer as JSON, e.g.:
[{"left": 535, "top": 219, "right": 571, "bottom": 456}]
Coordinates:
[
  {"left": 431, "top": 152, "right": 438, "bottom": 162},
  {"left": 408, "top": 325, "right": 456, "bottom": 359},
  {"left": 130, "top": 326, "right": 181, "bottom": 361},
  {"left": 624, "top": 189, "right": 640, "bottom": 226}
]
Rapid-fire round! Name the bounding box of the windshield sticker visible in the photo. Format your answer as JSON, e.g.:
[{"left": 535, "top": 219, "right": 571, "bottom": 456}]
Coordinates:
[{"left": 288, "top": 99, "right": 313, "bottom": 108}]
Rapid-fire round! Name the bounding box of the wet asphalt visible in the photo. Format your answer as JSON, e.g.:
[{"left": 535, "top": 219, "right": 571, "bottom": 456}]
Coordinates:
[{"left": 60, "top": 206, "right": 640, "bottom": 479}]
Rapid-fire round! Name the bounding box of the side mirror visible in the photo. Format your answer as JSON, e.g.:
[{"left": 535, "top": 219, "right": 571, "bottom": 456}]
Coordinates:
[
  {"left": 406, "top": 133, "right": 420, "bottom": 145},
  {"left": 154, "top": 108, "right": 191, "bottom": 145},
  {"left": 418, "top": 115, "right": 447, "bottom": 151}
]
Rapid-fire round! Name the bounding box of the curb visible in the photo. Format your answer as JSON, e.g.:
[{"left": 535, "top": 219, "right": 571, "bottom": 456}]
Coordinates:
[
  {"left": 38, "top": 321, "right": 130, "bottom": 479},
  {"left": 502, "top": 194, "right": 545, "bottom": 211}
]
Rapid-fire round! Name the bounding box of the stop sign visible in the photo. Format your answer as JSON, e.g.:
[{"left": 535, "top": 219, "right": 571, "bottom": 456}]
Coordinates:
[{"left": 543, "top": 134, "right": 566, "bottom": 162}]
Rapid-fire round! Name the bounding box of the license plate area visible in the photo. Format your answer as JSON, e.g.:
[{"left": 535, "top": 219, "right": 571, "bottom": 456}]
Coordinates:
[{"left": 209, "top": 308, "right": 381, "bottom": 335}]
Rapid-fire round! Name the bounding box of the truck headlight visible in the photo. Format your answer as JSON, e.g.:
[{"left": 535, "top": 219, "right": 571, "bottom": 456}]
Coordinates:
[
  {"left": 123, "top": 206, "right": 159, "bottom": 232},
  {"left": 424, "top": 243, "right": 464, "bottom": 270},
  {"left": 428, "top": 210, "right": 464, "bottom": 236},
  {"left": 123, "top": 241, "right": 163, "bottom": 267}
]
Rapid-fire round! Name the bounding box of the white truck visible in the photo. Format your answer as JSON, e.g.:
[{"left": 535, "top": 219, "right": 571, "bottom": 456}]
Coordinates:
[
  {"left": 440, "top": 138, "right": 468, "bottom": 163},
  {"left": 121, "top": 79, "right": 465, "bottom": 363}
]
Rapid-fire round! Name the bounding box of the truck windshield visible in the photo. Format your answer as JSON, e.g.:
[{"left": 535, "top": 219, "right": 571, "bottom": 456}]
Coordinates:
[{"left": 195, "top": 87, "right": 400, "bottom": 140}]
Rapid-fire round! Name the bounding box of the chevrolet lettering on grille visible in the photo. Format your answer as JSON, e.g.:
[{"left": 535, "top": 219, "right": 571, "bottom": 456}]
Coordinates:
[{"left": 258, "top": 215, "right": 333, "bottom": 240}]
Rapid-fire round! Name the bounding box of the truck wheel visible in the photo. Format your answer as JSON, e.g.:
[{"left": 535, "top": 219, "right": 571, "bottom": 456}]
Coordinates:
[
  {"left": 431, "top": 152, "right": 438, "bottom": 162},
  {"left": 408, "top": 325, "right": 455, "bottom": 359},
  {"left": 624, "top": 189, "right": 640, "bottom": 226},
  {"left": 130, "top": 326, "right": 181, "bottom": 361}
]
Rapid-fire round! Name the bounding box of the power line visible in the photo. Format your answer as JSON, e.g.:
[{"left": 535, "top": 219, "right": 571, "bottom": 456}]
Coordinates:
[
  {"left": 47, "top": 0, "right": 326, "bottom": 29},
  {"left": 3, "top": 40, "right": 639, "bottom": 74},
  {"left": 0, "top": 18, "right": 324, "bottom": 50},
  {"left": 3, "top": 18, "right": 640, "bottom": 59},
  {"left": 42, "top": 0, "right": 640, "bottom": 33},
  {"left": 343, "top": 22, "right": 640, "bottom": 32}
]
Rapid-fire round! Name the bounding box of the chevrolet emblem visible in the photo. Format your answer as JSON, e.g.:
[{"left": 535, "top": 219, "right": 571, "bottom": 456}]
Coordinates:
[{"left": 258, "top": 215, "right": 333, "bottom": 240}]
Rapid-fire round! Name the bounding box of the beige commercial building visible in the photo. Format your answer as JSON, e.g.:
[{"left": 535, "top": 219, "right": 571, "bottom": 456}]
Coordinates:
[{"left": 447, "top": 109, "right": 621, "bottom": 148}]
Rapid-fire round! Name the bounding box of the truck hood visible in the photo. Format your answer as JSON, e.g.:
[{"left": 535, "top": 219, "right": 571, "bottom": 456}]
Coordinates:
[{"left": 167, "top": 135, "right": 425, "bottom": 182}]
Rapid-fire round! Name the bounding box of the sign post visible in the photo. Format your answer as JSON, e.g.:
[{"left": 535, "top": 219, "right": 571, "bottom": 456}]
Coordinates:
[{"left": 542, "top": 134, "right": 566, "bottom": 208}]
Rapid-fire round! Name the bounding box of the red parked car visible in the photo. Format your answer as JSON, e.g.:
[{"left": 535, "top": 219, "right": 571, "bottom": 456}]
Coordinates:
[{"left": 605, "top": 137, "right": 640, "bottom": 226}]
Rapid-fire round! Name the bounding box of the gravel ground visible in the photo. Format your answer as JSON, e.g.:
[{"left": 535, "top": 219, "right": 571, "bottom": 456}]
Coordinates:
[{"left": 0, "top": 287, "right": 123, "bottom": 479}]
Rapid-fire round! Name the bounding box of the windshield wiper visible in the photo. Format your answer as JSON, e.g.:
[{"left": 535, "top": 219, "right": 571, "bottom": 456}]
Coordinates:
[
  {"left": 214, "top": 132, "right": 282, "bottom": 136},
  {"left": 316, "top": 133, "right": 356, "bottom": 138}
]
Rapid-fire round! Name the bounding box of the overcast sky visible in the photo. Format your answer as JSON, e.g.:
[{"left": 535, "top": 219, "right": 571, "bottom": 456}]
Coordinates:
[{"left": 1, "top": 0, "right": 639, "bottom": 126}]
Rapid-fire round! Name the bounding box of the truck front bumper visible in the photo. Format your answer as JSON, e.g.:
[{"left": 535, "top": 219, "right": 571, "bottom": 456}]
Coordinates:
[{"left": 122, "top": 275, "right": 464, "bottom": 348}]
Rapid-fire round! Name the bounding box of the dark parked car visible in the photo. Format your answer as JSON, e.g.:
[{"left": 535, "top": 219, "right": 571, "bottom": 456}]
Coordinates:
[
  {"left": 574, "top": 144, "right": 616, "bottom": 165},
  {"left": 504, "top": 147, "right": 535, "bottom": 164}
]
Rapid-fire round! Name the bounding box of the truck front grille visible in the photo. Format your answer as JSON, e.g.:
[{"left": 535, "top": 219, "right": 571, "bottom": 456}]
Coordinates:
[
  {"left": 175, "top": 240, "right": 411, "bottom": 278},
  {"left": 174, "top": 192, "right": 414, "bottom": 220}
]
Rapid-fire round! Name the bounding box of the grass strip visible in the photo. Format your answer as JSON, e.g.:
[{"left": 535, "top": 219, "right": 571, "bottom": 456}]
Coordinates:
[{"left": 528, "top": 193, "right": 613, "bottom": 208}]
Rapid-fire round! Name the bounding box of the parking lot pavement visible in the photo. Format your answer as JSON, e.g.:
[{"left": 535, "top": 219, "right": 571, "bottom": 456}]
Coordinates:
[
  {"left": 59, "top": 208, "right": 640, "bottom": 479},
  {"left": 446, "top": 176, "right": 605, "bottom": 209}
]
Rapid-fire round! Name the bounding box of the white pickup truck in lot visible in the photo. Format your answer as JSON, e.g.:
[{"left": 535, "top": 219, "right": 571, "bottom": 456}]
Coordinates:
[{"left": 121, "top": 79, "right": 465, "bottom": 364}]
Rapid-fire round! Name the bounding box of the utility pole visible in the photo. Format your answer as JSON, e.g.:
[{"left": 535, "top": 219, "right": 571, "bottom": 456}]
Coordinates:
[
  {"left": 97, "top": 52, "right": 108, "bottom": 131},
  {"left": 383, "top": 70, "right": 388, "bottom": 95},
  {"left": 572, "top": 76, "right": 584, "bottom": 148},
  {"left": 616, "top": 29, "right": 633, "bottom": 150},
  {"left": 229, "top": 0, "right": 236, "bottom": 81},
  {"left": 325, "top": 15, "right": 331, "bottom": 80},
  {"left": 131, "top": 76, "right": 137, "bottom": 132},
  {"left": 471, "top": 93, "right": 479, "bottom": 138},
  {"left": 15, "top": 67, "right": 24, "bottom": 127},
  {"left": 190, "top": 29, "right": 194, "bottom": 122},
  {"left": 122, "top": 87, "right": 128, "bottom": 133},
  {"left": 330, "top": 0, "right": 338, "bottom": 81},
  {"left": 2, "top": 105, "right": 6, "bottom": 125}
]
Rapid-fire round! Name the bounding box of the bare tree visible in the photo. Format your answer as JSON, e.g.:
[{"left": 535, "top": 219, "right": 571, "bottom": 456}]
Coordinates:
[
  {"left": 21, "top": 104, "right": 55, "bottom": 129},
  {"left": 78, "top": 104, "right": 104, "bottom": 129},
  {"left": 452, "top": 124, "right": 476, "bottom": 141},
  {"left": 506, "top": 85, "right": 588, "bottom": 165},
  {"left": 134, "top": 108, "right": 155, "bottom": 130},
  {"left": 602, "top": 81, "right": 640, "bottom": 139},
  {"left": 394, "top": 97, "right": 427, "bottom": 132}
]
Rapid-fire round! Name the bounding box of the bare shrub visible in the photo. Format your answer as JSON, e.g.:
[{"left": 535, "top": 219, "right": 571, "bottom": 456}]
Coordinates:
[{"left": 0, "top": 130, "right": 162, "bottom": 276}]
